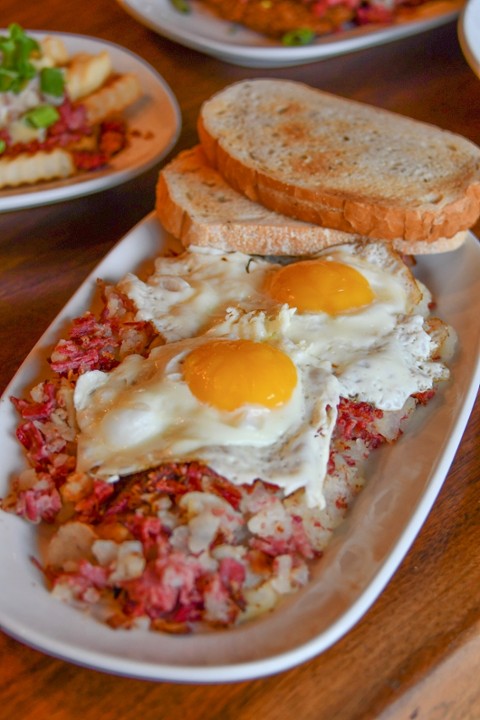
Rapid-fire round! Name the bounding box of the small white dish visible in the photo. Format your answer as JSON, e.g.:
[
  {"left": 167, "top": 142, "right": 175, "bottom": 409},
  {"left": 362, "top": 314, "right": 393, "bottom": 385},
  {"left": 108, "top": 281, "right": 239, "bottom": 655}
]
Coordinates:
[
  {"left": 458, "top": 0, "right": 480, "bottom": 77},
  {"left": 116, "top": 0, "right": 463, "bottom": 68},
  {"left": 0, "top": 32, "right": 181, "bottom": 212},
  {"left": 0, "top": 214, "right": 478, "bottom": 682}
]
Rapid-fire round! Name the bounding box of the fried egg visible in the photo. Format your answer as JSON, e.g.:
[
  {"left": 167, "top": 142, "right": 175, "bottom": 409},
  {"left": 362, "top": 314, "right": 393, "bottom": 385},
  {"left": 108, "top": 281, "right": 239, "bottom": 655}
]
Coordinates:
[
  {"left": 118, "top": 240, "right": 448, "bottom": 410},
  {"left": 74, "top": 335, "right": 339, "bottom": 508},
  {"left": 208, "top": 242, "right": 449, "bottom": 411},
  {"left": 117, "top": 240, "right": 423, "bottom": 344},
  {"left": 75, "top": 239, "right": 452, "bottom": 509}
]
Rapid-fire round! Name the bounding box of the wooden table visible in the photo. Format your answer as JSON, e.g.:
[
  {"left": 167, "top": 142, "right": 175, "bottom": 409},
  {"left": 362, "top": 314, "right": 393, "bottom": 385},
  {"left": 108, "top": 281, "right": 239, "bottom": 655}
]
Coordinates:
[{"left": 1, "top": 1, "right": 479, "bottom": 718}]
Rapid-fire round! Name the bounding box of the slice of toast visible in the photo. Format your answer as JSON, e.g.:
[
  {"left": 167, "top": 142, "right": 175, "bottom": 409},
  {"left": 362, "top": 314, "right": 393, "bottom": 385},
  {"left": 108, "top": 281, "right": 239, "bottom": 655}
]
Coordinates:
[
  {"left": 156, "top": 146, "right": 369, "bottom": 255},
  {"left": 197, "top": 79, "right": 480, "bottom": 246},
  {"left": 156, "top": 146, "right": 468, "bottom": 255}
]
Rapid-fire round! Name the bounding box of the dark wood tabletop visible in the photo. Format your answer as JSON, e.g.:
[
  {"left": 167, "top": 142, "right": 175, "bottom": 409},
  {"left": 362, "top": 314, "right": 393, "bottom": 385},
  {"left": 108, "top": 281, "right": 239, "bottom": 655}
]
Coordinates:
[{"left": 1, "top": 1, "right": 479, "bottom": 718}]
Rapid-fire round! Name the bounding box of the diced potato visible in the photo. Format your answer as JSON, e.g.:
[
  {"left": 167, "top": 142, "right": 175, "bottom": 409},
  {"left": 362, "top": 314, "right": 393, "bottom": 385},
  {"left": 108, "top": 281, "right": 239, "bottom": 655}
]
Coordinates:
[{"left": 47, "top": 521, "right": 98, "bottom": 570}]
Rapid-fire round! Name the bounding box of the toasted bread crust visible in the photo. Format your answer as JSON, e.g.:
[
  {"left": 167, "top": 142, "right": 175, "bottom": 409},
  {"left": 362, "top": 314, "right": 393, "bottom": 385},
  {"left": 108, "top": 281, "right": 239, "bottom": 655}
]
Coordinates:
[
  {"left": 156, "top": 146, "right": 369, "bottom": 254},
  {"left": 156, "top": 146, "right": 467, "bottom": 255},
  {"left": 198, "top": 80, "right": 480, "bottom": 245}
]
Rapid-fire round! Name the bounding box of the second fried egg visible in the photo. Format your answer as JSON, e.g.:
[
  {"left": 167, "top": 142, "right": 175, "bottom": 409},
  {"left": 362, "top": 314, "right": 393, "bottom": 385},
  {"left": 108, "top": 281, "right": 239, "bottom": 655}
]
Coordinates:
[
  {"left": 74, "top": 335, "right": 340, "bottom": 508},
  {"left": 117, "top": 239, "right": 447, "bottom": 412}
]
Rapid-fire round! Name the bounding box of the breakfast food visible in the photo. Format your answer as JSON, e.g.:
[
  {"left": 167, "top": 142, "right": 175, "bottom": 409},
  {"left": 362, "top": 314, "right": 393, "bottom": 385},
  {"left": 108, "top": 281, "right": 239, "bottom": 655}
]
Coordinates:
[
  {"left": 1, "top": 235, "right": 455, "bottom": 631},
  {"left": 1, "top": 80, "right": 469, "bottom": 634},
  {"left": 156, "top": 144, "right": 371, "bottom": 256},
  {"left": 156, "top": 145, "right": 469, "bottom": 255},
  {"left": 0, "top": 24, "right": 142, "bottom": 188},
  {"left": 197, "top": 79, "right": 480, "bottom": 251},
  {"left": 180, "top": 0, "right": 463, "bottom": 45}
]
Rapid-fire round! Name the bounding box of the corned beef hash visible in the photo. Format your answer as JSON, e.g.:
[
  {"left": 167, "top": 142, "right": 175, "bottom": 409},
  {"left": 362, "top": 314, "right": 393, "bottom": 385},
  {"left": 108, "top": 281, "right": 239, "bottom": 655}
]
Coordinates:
[
  {"left": 1, "top": 238, "right": 455, "bottom": 633},
  {"left": 0, "top": 24, "right": 142, "bottom": 188}
]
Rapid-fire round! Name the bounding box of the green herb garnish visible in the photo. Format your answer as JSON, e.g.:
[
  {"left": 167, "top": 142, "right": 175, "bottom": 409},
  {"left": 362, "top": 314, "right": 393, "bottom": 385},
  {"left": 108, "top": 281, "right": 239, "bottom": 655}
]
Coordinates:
[
  {"left": 40, "top": 66, "right": 64, "bottom": 97},
  {"left": 170, "top": 0, "right": 191, "bottom": 14},
  {"left": 0, "top": 139, "right": 5, "bottom": 154},
  {"left": 282, "top": 28, "right": 316, "bottom": 46},
  {"left": 0, "top": 23, "right": 41, "bottom": 93},
  {"left": 24, "top": 105, "right": 60, "bottom": 129}
]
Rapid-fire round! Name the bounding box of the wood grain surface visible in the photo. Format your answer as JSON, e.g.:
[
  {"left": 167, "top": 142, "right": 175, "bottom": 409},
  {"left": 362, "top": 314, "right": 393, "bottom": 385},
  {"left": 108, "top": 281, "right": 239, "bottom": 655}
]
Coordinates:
[{"left": 0, "top": 1, "right": 479, "bottom": 718}]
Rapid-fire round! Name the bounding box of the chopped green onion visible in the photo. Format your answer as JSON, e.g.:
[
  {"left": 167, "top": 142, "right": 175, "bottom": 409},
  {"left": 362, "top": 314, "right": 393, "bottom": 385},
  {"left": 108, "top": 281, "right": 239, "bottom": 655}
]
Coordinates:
[
  {"left": 282, "top": 28, "right": 316, "bottom": 46},
  {"left": 0, "top": 67, "right": 17, "bottom": 92},
  {"left": 24, "top": 105, "right": 60, "bottom": 129},
  {"left": 40, "top": 67, "right": 64, "bottom": 97},
  {"left": 0, "top": 139, "right": 5, "bottom": 154},
  {"left": 0, "top": 24, "right": 41, "bottom": 94}
]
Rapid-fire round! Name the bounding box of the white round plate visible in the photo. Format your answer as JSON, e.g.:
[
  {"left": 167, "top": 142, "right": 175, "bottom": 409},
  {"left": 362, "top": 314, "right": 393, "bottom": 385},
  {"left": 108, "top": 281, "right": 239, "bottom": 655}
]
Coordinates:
[
  {"left": 116, "top": 0, "right": 463, "bottom": 68},
  {"left": 0, "top": 214, "right": 479, "bottom": 682},
  {"left": 458, "top": 0, "right": 480, "bottom": 76},
  {"left": 0, "top": 32, "right": 181, "bottom": 212}
]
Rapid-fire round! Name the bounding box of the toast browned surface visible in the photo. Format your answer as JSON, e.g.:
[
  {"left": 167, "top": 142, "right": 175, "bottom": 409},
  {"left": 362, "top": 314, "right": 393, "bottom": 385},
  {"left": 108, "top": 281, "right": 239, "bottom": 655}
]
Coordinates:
[{"left": 197, "top": 79, "right": 480, "bottom": 247}]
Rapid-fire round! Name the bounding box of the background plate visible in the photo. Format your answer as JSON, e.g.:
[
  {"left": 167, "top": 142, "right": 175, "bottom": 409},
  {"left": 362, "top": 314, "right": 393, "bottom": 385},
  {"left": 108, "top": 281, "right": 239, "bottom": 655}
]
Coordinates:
[
  {"left": 116, "top": 0, "right": 463, "bottom": 68},
  {"left": 458, "top": 0, "right": 480, "bottom": 77},
  {"left": 0, "top": 214, "right": 479, "bottom": 682},
  {"left": 0, "top": 32, "right": 181, "bottom": 212}
]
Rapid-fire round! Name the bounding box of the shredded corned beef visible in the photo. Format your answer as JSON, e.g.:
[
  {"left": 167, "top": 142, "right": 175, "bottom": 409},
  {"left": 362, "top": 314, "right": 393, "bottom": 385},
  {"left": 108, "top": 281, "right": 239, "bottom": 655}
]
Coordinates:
[
  {"left": 11, "top": 379, "right": 75, "bottom": 480},
  {"left": 14, "top": 473, "right": 62, "bottom": 524},
  {"left": 356, "top": 3, "right": 394, "bottom": 23},
  {"left": 73, "top": 121, "right": 127, "bottom": 171},
  {"left": 2, "top": 99, "right": 90, "bottom": 160},
  {"left": 50, "top": 286, "right": 156, "bottom": 378},
  {"left": 412, "top": 389, "right": 436, "bottom": 405},
  {"left": 1, "top": 280, "right": 438, "bottom": 631},
  {"left": 10, "top": 380, "right": 58, "bottom": 421},
  {"left": 46, "top": 464, "right": 326, "bottom": 630},
  {"left": 3, "top": 286, "right": 156, "bottom": 524},
  {"left": 2, "top": 99, "right": 128, "bottom": 171},
  {"left": 335, "top": 397, "right": 386, "bottom": 449}
]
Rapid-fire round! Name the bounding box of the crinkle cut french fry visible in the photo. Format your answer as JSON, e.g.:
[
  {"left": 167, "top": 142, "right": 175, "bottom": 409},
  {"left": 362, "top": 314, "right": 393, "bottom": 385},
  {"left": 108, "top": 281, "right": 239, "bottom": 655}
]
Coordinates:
[
  {"left": 0, "top": 149, "right": 75, "bottom": 189},
  {"left": 82, "top": 73, "right": 143, "bottom": 125},
  {"left": 66, "top": 51, "right": 112, "bottom": 101}
]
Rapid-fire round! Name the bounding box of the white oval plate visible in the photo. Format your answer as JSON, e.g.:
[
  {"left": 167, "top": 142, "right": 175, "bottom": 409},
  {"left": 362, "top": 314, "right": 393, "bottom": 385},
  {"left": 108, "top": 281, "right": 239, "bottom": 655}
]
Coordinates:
[
  {"left": 116, "top": 0, "right": 463, "bottom": 68},
  {"left": 458, "top": 0, "right": 480, "bottom": 77},
  {"left": 0, "top": 32, "right": 181, "bottom": 212},
  {"left": 0, "top": 214, "right": 479, "bottom": 682}
]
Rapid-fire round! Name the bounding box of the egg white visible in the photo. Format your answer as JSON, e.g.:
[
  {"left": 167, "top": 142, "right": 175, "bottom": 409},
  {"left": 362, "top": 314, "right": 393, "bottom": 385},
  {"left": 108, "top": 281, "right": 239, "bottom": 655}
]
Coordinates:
[
  {"left": 74, "top": 334, "right": 340, "bottom": 508},
  {"left": 116, "top": 247, "right": 277, "bottom": 342}
]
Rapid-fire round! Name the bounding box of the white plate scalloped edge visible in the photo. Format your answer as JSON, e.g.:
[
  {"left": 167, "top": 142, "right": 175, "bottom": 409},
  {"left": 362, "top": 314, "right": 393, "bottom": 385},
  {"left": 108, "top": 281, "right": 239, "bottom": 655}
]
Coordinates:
[
  {"left": 116, "top": 0, "right": 463, "bottom": 68},
  {"left": 0, "top": 213, "right": 478, "bottom": 682},
  {"left": 0, "top": 31, "right": 181, "bottom": 212}
]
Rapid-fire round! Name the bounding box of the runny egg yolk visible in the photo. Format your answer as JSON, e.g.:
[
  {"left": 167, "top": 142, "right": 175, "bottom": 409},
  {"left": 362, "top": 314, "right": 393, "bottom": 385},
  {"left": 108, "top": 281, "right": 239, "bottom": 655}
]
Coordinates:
[
  {"left": 265, "top": 259, "right": 375, "bottom": 314},
  {"left": 182, "top": 339, "right": 297, "bottom": 411}
]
